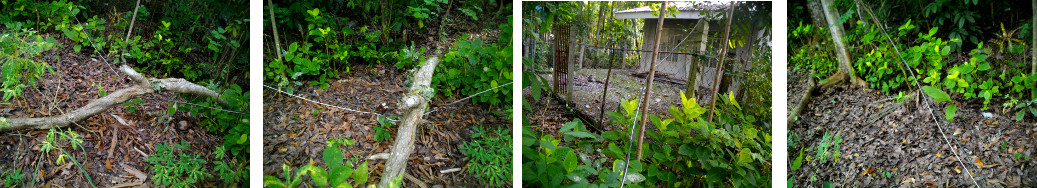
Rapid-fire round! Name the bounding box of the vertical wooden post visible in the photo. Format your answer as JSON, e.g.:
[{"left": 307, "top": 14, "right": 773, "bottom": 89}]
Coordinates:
[
  {"left": 707, "top": 2, "right": 736, "bottom": 123},
  {"left": 635, "top": 1, "right": 666, "bottom": 160}
]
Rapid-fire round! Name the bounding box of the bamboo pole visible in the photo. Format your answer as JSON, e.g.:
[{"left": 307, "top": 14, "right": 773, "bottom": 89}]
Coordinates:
[
  {"left": 635, "top": 1, "right": 666, "bottom": 160},
  {"left": 707, "top": 3, "right": 736, "bottom": 123}
]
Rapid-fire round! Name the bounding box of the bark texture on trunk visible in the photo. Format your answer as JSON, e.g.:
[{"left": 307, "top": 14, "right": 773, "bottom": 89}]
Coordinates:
[{"left": 378, "top": 56, "right": 439, "bottom": 188}]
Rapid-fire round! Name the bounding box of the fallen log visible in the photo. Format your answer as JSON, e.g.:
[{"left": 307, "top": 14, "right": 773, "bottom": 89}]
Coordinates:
[
  {"left": 378, "top": 56, "right": 439, "bottom": 188},
  {"left": 0, "top": 64, "right": 226, "bottom": 132}
]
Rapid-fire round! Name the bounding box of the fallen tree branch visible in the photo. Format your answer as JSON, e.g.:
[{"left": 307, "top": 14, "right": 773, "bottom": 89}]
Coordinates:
[
  {"left": 0, "top": 64, "right": 226, "bottom": 132},
  {"left": 379, "top": 56, "right": 439, "bottom": 188}
]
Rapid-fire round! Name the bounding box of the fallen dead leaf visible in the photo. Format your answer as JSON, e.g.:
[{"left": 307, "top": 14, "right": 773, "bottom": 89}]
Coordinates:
[
  {"left": 120, "top": 163, "right": 147, "bottom": 181},
  {"left": 901, "top": 178, "right": 916, "bottom": 183},
  {"left": 861, "top": 168, "right": 876, "bottom": 177},
  {"left": 976, "top": 158, "right": 984, "bottom": 168}
]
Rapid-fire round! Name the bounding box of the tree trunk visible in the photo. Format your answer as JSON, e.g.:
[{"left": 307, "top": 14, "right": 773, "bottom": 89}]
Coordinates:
[
  {"left": 635, "top": 1, "right": 666, "bottom": 160},
  {"left": 817, "top": 0, "right": 866, "bottom": 89},
  {"left": 806, "top": 0, "right": 827, "bottom": 27},
  {"left": 1032, "top": 0, "right": 1036, "bottom": 78},
  {"left": 707, "top": 3, "right": 736, "bottom": 123},
  {"left": 0, "top": 65, "right": 226, "bottom": 132},
  {"left": 378, "top": 56, "right": 439, "bottom": 188}
]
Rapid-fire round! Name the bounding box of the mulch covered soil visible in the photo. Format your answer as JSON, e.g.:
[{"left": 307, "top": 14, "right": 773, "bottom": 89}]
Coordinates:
[
  {"left": 0, "top": 34, "right": 229, "bottom": 187},
  {"left": 787, "top": 71, "right": 1037, "bottom": 187},
  {"left": 262, "top": 64, "right": 511, "bottom": 187}
]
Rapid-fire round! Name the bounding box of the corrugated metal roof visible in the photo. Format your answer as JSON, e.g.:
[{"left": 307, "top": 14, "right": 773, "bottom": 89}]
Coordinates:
[{"left": 615, "top": 1, "right": 727, "bottom": 14}]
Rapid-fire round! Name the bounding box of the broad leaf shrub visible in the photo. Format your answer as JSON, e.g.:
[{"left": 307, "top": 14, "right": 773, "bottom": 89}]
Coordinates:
[
  {"left": 146, "top": 141, "right": 211, "bottom": 188},
  {"left": 523, "top": 91, "right": 770, "bottom": 187},
  {"left": 432, "top": 36, "right": 513, "bottom": 106},
  {"left": 262, "top": 137, "right": 398, "bottom": 188},
  {"left": 0, "top": 30, "right": 56, "bottom": 101},
  {"left": 459, "top": 126, "right": 512, "bottom": 187},
  {"left": 792, "top": 20, "right": 1037, "bottom": 121}
]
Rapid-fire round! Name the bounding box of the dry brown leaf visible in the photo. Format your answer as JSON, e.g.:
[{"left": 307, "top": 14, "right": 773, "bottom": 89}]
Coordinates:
[
  {"left": 861, "top": 168, "right": 877, "bottom": 177},
  {"left": 976, "top": 158, "right": 984, "bottom": 168},
  {"left": 901, "top": 178, "right": 916, "bottom": 183},
  {"left": 954, "top": 166, "right": 962, "bottom": 173}
]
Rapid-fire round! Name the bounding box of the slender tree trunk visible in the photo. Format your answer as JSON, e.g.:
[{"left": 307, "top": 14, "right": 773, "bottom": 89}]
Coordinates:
[
  {"left": 1032, "top": 0, "right": 1036, "bottom": 77},
  {"left": 817, "top": 0, "right": 866, "bottom": 89},
  {"left": 268, "top": 0, "right": 283, "bottom": 62},
  {"left": 707, "top": 3, "right": 736, "bottom": 123},
  {"left": 635, "top": 1, "right": 666, "bottom": 160}
]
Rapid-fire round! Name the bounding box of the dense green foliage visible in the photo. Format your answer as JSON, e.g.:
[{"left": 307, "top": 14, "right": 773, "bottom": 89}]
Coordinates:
[
  {"left": 790, "top": 15, "right": 1037, "bottom": 121},
  {"left": 2, "top": 0, "right": 251, "bottom": 186},
  {"left": 262, "top": 137, "right": 397, "bottom": 188},
  {"left": 458, "top": 126, "right": 512, "bottom": 187},
  {"left": 523, "top": 91, "right": 771, "bottom": 187},
  {"left": 0, "top": 30, "right": 56, "bottom": 101},
  {"left": 432, "top": 34, "right": 514, "bottom": 106},
  {"left": 265, "top": 1, "right": 513, "bottom": 108},
  {"left": 0, "top": 166, "right": 23, "bottom": 188},
  {"left": 146, "top": 141, "right": 211, "bottom": 188}
]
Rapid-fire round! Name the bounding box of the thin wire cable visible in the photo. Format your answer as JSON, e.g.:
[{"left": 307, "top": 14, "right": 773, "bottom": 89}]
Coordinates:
[
  {"left": 263, "top": 82, "right": 381, "bottom": 113},
  {"left": 69, "top": 9, "right": 118, "bottom": 75},
  {"left": 264, "top": 84, "right": 381, "bottom": 115},
  {"left": 855, "top": 0, "right": 981, "bottom": 186},
  {"left": 424, "top": 81, "right": 513, "bottom": 115},
  {"left": 620, "top": 7, "right": 710, "bottom": 188},
  {"left": 146, "top": 96, "right": 247, "bottom": 115}
]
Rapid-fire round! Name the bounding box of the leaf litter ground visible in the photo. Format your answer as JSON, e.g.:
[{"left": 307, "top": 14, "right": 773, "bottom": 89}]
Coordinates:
[
  {"left": 787, "top": 70, "right": 1037, "bottom": 187},
  {"left": 262, "top": 63, "right": 510, "bottom": 187}
]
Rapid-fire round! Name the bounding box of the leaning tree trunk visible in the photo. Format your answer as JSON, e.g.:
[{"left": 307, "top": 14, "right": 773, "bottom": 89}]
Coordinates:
[
  {"left": 378, "top": 56, "right": 439, "bottom": 188},
  {"left": 0, "top": 64, "right": 226, "bottom": 132}
]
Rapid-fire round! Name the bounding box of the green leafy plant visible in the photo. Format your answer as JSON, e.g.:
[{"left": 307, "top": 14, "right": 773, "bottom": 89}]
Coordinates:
[
  {"left": 263, "top": 137, "right": 388, "bottom": 188},
  {"left": 212, "top": 145, "right": 249, "bottom": 185},
  {"left": 459, "top": 125, "right": 512, "bottom": 187},
  {"left": 0, "top": 30, "right": 56, "bottom": 101},
  {"left": 432, "top": 36, "right": 513, "bottom": 106},
  {"left": 791, "top": 148, "right": 804, "bottom": 171},
  {"left": 921, "top": 86, "right": 958, "bottom": 121},
  {"left": 815, "top": 131, "right": 842, "bottom": 164},
  {"left": 0, "top": 166, "right": 24, "bottom": 187},
  {"left": 121, "top": 98, "right": 145, "bottom": 114},
  {"left": 374, "top": 116, "right": 395, "bottom": 142},
  {"left": 1013, "top": 98, "right": 1037, "bottom": 121},
  {"left": 146, "top": 141, "right": 212, "bottom": 188}
]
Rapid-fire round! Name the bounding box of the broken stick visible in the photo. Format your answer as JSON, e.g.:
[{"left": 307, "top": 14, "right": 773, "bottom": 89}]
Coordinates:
[
  {"left": 378, "top": 56, "right": 439, "bottom": 188},
  {"left": 0, "top": 64, "right": 226, "bottom": 132}
]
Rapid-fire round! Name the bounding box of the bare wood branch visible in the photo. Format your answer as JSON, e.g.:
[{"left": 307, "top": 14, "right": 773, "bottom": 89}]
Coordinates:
[
  {"left": 379, "top": 56, "right": 439, "bottom": 188},
  {"left": 0, "top": 65, "right": 226, "bottom": 132}
]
